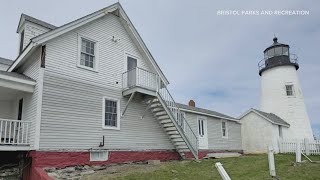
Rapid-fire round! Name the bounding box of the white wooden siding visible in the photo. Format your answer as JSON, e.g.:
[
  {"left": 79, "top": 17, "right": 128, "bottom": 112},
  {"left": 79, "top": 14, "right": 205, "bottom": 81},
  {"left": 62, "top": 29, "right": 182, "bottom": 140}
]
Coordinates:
[
  {"left": 184, "top": 111, "right": 242, "bottom": 151},
  {"left": 0, "top": 101, "right": 14, "bottom": 119},
  {"left": 40, "top": 72, "right": 174, "bottom": 150},
  {"left": 22, "top": 22, "right": 51, "bottom": 50},
  {"left": 241, "top": 111, "right": 280, "bottom": 153},
  {"left": 16, "top": 48, "right": 42, "bottom": 148},
  {"left": 44, "top": 14, "right": 155, "bottom": 90}
]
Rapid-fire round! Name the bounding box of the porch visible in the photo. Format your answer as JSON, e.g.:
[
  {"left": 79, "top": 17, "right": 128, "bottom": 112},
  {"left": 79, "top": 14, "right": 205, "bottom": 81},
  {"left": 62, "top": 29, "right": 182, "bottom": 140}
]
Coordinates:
[
  {"left": 122, "top": 67, "right": 161, "bottom": 97},
  {"left": 0, "top": 71, "right": 36, "bottom": 151}
]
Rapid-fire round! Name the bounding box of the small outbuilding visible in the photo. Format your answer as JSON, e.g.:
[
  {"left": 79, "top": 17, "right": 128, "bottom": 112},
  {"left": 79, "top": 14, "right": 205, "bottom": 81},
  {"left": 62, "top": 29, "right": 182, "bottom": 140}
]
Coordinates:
[{"left": 239, "top": 108, "right": 290, "bottom": 154}]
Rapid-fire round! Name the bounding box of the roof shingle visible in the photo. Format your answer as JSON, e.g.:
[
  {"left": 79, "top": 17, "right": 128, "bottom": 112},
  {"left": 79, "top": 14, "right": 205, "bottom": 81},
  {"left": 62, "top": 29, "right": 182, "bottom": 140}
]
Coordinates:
[
  {"left": 176, "top": 103, "right": 237, "bottom": 120},
  {"left": 253, "top": 108, "right": 290, "bottom": 126}
]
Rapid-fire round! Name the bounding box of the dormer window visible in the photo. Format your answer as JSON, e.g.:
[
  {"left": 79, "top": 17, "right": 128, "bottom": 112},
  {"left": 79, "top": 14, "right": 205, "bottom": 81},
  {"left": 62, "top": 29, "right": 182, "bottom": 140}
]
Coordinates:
[
  {"left": 77, "top": 35, "right": 99, "bottom": 71},
  {"left": 19, "top": 30, "right": 24, "bottom": 54}
]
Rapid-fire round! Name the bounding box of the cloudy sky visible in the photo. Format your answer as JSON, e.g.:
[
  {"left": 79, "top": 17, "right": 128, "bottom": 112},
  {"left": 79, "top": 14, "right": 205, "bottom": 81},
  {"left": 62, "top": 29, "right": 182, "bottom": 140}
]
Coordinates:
[{"left": 0, "top": 0, "right": 319, "bottom": 136}]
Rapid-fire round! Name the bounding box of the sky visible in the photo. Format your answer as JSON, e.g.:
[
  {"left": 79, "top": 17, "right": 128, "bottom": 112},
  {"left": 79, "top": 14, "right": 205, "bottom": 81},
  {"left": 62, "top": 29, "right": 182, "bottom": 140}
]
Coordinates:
[{"left": 0, "top": 0, "right": 319, "bottom": 137}]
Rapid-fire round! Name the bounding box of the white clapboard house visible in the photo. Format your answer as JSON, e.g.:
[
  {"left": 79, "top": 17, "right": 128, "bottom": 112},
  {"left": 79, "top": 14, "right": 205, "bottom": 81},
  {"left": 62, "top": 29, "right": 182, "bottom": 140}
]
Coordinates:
[{"left": 0, "top": 3, "right": 242, "bottom": 177}]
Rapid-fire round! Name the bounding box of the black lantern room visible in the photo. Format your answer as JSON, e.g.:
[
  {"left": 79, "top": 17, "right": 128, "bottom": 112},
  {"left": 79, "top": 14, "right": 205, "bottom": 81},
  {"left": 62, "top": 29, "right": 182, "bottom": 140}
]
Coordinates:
[{"left": 258, "top": 37, "right": 299, "bottom": 75}]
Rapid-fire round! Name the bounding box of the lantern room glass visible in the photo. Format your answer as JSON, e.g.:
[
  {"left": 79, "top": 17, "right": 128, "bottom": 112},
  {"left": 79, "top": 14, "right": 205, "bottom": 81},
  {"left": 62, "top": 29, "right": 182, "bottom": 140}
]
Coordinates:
[{"left": 264, "top": 46, "right": 289, "bottom": 59}]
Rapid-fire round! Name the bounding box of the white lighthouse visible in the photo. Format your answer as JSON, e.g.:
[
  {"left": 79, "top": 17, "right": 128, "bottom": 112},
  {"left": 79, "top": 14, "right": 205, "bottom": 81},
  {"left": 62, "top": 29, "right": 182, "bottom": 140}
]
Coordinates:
[{"left": 259, "top": 37, "right": 314, "bottom": 140}]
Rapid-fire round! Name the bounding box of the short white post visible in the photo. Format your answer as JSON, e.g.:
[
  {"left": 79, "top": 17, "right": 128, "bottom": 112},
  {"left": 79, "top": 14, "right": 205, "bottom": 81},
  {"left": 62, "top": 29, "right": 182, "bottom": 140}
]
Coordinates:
[
  {"left": 215, "top": 162, "right": 231, "bottom": 180},
  {"left": 296, "top": 139, "right": 301, "bottom": 163},
  {"left": 268, "top": 146, "right": 276, "bottom": 177},
  {"left": 304, "top": 138, "right": 310, "bottom": 155}
]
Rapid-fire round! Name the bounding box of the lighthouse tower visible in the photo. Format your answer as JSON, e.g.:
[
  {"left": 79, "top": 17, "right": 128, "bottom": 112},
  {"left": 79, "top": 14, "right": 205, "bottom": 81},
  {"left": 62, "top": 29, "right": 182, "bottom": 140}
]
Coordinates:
[{"left": 259, "top": 37, "right": 314, "bottom": 140}]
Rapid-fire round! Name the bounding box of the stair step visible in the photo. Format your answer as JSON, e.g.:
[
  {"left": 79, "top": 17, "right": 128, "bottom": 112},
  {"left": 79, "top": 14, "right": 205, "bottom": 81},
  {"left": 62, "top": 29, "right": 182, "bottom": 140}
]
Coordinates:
[
  {"left": 169, "top": 134, "right": 181, "bottom": 139},
  {"left": 159, "top": 119, "right": 171, "bottom": 124},
  {"left": 157, "top": 115, "right": 169, "bottom": 120},
  {"left": 146, "top": 99, "right": 157, "bottom": 104},
  {"left": 177, "top": 149, "right": 190, "bottom": 152},
  {"left": 155, "top": 111, "right": 167, "bottom": 116},
  {"left": 164, "top": 127, "right": 177, "bottom": 131},
  {"left": 171, "top": 137, "right": 184, "bottom": 142},
  {"left": 174, "top": 141, "right": 186, "bottom": 146},
  {"left": 162, "top": 123, "right": 174, "bottom": 128},
  {"left": 150, "top": 103, "right": 161, "bottom": 108},
  {"left": 151, "top": 107, "right": 164, "bottom": 113},
  {"left": 167, "top": 130, "right": 179, "bottom": 135},
  {"left": 176, "top": 145, "right": 188, "bottom": 149}
]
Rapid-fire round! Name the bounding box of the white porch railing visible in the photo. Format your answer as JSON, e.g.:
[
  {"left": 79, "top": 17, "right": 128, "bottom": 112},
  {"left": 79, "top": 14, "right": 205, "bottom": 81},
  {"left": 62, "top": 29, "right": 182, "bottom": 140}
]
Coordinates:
[
  {"left": 122, "top": 67, "right": 158, "bottom": 91},
  {"left": 279, "top": 138, "right": 320, "bottom": 155},
  {"left": 0, "top": 119, "right": 31, "bottom": 145}
]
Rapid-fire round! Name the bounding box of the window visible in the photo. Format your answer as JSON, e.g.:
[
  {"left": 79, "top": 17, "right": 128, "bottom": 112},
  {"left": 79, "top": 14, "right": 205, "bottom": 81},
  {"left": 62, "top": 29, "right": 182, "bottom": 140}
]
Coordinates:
[
  {"left": 78, "top": 35, "right": 98, "bottom": 71},
  {"left": 198, "top": 119, "right": 204, "bottom": 137},
  {"left": 278, "top": 125, "right": 283, "bottom": 138},
  {"left": 177, "top": 111, "right": 185, "bottom": 130},
  {"left": 19, "top": 30, "right": 24, "bottom": 54},
  {"left": 81, "top": 38, "right": 95, "bottom": 68},
  {"left": 90, "top": 151, "right": 108, "bottom": 161},
  {"left": 102, "top": 97, "right": 120, "bottom": 130},
  {"left": 221, "top": 120, "right": 228, "bottom": 138},
  {"left": 285, "top": 85, "right": 294, "bottom": 96}
]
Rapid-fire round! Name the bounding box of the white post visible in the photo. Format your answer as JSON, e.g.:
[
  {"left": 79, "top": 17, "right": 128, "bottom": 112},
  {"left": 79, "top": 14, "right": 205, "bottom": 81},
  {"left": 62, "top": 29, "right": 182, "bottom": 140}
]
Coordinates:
[
  {"left": 304, "top": 138, "right": 310, "bottom": 155},
  {"left": 215, "top": 162, "right": 231, "bottom": 180},
  {"left": 268, "top": 146, "right": 276, "bottom": 177},
  {"left": 296, "top": 139, "right": 301, "bottom": 163}
]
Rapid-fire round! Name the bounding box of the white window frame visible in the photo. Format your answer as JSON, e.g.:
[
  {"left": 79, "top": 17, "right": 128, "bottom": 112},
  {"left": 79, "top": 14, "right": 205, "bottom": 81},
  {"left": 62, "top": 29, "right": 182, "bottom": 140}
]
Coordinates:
[
  {"left": 198, "top": 117, "right": 206, "bottom": 137},
  {"left": 90, "top": 150, "right": 108, "bottom": 161},
  {"left": 77, "top": 34, "right": 99, "bottom": 72},
  {"left": 123, "top": 52, "right": 140, "bottom": 72},
  {"left": 102, "top": 96, "right": 120, "bottom": 130},
  {"left": 285, "top": 83, "right": 295, "bottom": 97},
  {"left": 221, "top": 120, "right": 228, "bottom": 138}
]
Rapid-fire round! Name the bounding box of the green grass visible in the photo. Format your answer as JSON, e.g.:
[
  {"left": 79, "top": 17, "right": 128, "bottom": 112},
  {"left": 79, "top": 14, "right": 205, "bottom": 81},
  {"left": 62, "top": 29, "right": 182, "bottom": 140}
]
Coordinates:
[{"left": 87, "top": 154, "right": 320, "bottom": 180}]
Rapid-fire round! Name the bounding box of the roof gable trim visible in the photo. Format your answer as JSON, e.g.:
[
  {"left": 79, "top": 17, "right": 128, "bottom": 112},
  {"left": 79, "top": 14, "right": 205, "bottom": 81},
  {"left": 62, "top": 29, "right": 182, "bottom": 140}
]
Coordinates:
[
  {"left": 239, "top": 109, "right": 290, "bottom": 127},
  {"left": 180, "top": 108, "right": 239, "bottom": 122}
]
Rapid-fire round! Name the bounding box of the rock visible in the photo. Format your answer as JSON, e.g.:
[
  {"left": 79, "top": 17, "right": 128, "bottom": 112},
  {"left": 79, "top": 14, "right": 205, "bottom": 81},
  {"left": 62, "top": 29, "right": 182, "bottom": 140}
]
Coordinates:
[
  {"left": 80, "top": 170, "right": 95, "bottom": 175},
  {"left": 61, "top": 167, "right": 76, "bottom": 173},
  {"left": 83, "top": 165, "right": 91, "bottom": 170},
  {"left": 92, "top": 166, "right": 107, "bottom": 171},
  {"left": 47, "top": 172, "right": 59, "bottom": 178},
  {"left": 148, "top": 160, "right": 161, "bottom": 165},
  {"left": 74, "top": 165, "right": 84, "bottom": 171},
  {"left": 171, "top": 170, "right": 178, "bottom": 173},
  {"left": 44, "top": 167, "right": 56, "bottom": 173}
]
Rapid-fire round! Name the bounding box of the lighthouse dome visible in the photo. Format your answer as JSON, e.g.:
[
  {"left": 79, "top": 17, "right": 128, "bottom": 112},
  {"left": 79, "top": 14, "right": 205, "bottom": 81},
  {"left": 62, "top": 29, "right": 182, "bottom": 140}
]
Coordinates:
[{"left": 258, "top": 37, "right": 299, "bottom": 76}]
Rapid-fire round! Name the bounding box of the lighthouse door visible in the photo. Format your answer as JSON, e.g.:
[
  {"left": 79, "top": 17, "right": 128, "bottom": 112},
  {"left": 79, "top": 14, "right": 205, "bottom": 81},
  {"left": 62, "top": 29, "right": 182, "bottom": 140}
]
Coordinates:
[{"left": 198, "top": 117, "right": 208, "bottom": 149}]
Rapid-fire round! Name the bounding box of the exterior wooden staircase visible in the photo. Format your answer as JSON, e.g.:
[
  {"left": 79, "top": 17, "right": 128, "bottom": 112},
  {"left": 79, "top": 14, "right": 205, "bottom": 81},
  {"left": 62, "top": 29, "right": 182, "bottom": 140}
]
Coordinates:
[
  {"left": 145, "top": 89, "right": 198, "bottom": 159},
  {"left": 122, "top": 67, "right": 198, "bottom": 159}
]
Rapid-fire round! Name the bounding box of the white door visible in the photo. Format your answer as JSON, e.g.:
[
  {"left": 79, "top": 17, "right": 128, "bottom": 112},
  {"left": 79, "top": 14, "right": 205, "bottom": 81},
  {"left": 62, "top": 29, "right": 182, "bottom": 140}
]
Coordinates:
[
  {"left": 127, "top": 56, "right": 137, "bottom": 87},
  {"left": 198, "top": 117, "right": 208, "bottom": 149}
]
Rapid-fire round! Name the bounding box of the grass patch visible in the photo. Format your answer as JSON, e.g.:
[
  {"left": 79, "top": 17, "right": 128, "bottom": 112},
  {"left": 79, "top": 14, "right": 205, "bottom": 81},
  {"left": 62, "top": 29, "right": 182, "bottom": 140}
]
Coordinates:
[{"left": 85, "top": 154, "right": 320, "bottom": 180}]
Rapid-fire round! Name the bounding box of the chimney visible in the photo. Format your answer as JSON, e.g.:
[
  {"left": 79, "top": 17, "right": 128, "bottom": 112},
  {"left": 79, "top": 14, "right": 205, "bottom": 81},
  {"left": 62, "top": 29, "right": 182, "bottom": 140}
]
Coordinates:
[{"left": 188, "top": 100, "right": 195, "bottom": 107}]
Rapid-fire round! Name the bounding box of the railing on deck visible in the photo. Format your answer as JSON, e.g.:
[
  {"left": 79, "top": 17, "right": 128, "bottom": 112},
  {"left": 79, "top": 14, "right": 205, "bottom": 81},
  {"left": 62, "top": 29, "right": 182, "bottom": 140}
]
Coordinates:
[
  {"left": 158, "top": 86, "right": 198, "bottom": 157},
  {"left": 122, "top": 67, "right": 158, "bottom": 91},
  {"left": 0, "top": 119, "right": 30, "bottom": 145}
]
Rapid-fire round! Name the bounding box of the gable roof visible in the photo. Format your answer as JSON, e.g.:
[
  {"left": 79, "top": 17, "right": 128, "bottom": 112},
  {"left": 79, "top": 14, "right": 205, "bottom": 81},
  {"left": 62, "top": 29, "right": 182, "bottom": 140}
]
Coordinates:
[
  {"left": 239, "top": 108, "right": 290, "bottom": 127},
  {"left": 176, "top": 103, "right": 238, "bottom": 121},
  {"left": 0, "top": 57, "right": 13, "bottom": 66},
  {"left": 17, "top": 14, "right": 57, "bottom": 33},
  {"left": 9, "top": 3, "right": 169, "bottom": 85}
]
